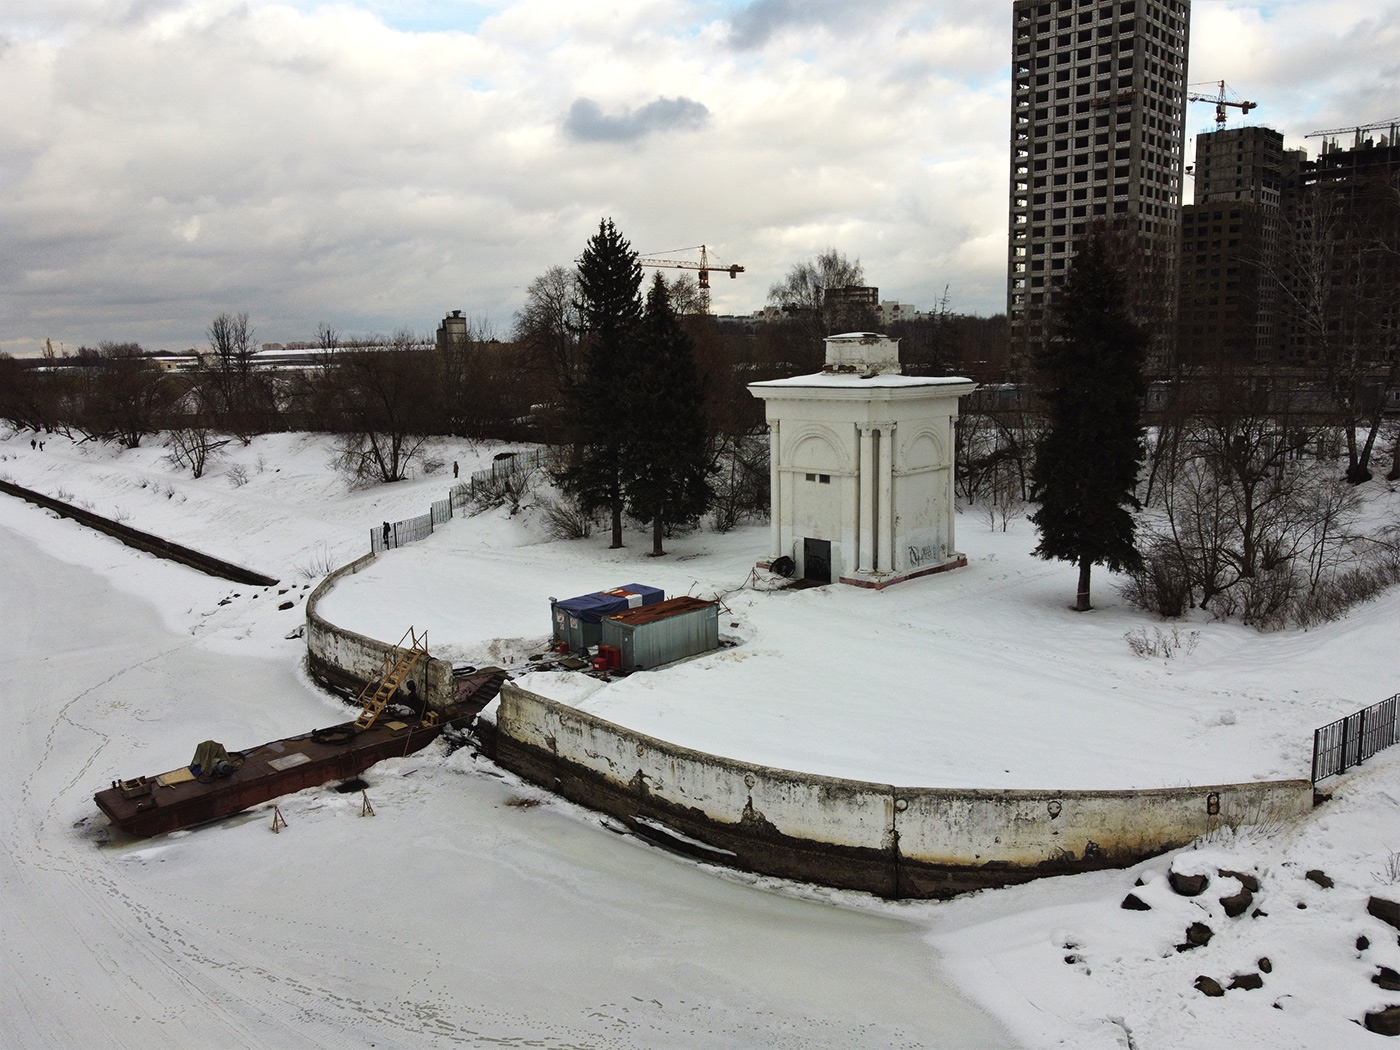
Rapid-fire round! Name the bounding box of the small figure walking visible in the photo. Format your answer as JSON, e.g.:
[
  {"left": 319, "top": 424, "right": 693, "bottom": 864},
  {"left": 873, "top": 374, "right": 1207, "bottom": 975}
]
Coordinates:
[
  {"left": 453, "top": 460, "right": 459, "bottom": 479},
  {"left": 38, "top": 442, "right": 44, "bottom": 451},
  {"left": 382, "top": 521, "right": 391, "bottom": 549},
  {"left": 30, "top": 439, "right": 36, "bottom": 450}
]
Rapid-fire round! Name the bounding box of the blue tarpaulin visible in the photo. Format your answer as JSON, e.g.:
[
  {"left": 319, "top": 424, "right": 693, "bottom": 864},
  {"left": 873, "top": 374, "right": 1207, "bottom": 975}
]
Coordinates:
[
  {"left": 552, "top": 584, "right": 666, "bottom": 652},
  {"left": 555, "top": 584, "right": 664, "bottom": 624}
]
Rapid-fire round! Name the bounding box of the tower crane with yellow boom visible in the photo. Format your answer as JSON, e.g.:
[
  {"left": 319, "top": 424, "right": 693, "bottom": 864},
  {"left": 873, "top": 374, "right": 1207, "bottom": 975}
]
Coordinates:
[
  {"left": 637, "top": 245, "right": 744, "bottom": 314},
  {"left": 1187, "top": 80, "right": 1256, "bottom": 128}
]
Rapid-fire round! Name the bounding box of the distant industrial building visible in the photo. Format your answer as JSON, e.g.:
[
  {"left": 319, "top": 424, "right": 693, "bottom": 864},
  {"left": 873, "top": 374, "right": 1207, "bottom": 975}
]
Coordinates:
[{"left": 436, "top": 309, "right": 470, "bottom": 354}]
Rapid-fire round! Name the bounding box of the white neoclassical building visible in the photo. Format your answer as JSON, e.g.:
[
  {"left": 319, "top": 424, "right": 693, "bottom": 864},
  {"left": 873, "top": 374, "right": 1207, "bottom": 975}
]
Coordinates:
[{"left": 748, "top": 333, "right": 976, "bottom": 589}]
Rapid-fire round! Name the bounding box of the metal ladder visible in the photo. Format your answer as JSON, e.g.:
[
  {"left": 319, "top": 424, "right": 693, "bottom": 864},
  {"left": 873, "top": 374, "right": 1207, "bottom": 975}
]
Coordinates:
[{"left": 353, "top": 627, "right": 428, "bottom": 730}]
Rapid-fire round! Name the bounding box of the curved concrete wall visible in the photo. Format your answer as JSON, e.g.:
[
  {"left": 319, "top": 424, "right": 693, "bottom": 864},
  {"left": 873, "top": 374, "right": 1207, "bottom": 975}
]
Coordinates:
[
  {"left": 305, "top": 554, "right": 453, "bottom": 708},
  {"left": 493, "top": 681, "right": 1315, "bottom": 899}
]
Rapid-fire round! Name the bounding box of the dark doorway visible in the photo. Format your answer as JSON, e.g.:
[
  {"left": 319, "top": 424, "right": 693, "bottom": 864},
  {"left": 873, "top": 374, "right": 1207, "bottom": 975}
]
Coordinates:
[{"left": 803, "top": 538, "right": 831, "bottom": 584}]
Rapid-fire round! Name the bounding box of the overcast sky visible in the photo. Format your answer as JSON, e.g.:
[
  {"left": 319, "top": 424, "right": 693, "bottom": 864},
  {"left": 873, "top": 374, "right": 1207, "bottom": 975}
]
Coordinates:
[{"left": 1, "top": 0, "right": 1397, "bottom": 355}]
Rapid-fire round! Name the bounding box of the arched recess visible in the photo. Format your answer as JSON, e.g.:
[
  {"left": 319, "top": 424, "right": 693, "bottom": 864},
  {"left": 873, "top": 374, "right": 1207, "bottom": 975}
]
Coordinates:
[
  {"left": 785, "top": 424, "right": 846, "bottom": 473},
  {"left": 901, "top": 424, "right": 949, "bottom": 471}
]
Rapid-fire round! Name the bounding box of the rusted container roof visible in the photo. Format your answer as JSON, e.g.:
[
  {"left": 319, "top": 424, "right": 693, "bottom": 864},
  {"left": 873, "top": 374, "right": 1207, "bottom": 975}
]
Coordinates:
[{"left": 606, "top": 595, "right": 716, "bottom": 627}]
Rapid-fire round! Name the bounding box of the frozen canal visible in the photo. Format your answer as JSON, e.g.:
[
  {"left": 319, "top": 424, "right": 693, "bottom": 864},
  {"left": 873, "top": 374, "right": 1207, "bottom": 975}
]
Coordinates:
[{"left": 0, "top": 508, "right": 1015, "bottom": 1049}]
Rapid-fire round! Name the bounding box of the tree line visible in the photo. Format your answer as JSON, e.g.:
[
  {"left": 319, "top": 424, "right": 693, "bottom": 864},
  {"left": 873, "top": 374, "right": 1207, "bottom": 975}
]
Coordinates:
[
  {"left": 969, "top": 218, "right": 1399, "bottom": 626},
  {"left": 5, "top": 206, "right": 1393, "bottom": 608}
]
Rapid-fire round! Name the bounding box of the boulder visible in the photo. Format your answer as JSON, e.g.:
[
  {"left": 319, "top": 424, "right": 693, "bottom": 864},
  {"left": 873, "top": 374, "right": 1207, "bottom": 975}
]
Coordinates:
[
  {"left": 1228, "top": 972, "right": 1264, "bottom": 991},
  {"left": 1178, "top": 922, "right": 1214, "bottom": 952},
  {"left": 1375, "top": 967, "right": 1400, "bottom": 992},
  {"left": 1194, "top": 976, "right": 1225, "bottom": 997},
  {"left": 1259, "top": 957, "right": 1273, "bottom": 974},
  {"left": 1170, "top": 870, "right": 1210, "bottom": 897},
  {"left": 1360, "top": 936, "right": 1372, "bottom": 951},
  {"left": 1121, "top": 893, "right": 1151, "bottom": 911},
  {"left": 1306, "top": 869, "right": 1334, "bottom": 889},
  {"left": 1365, "top": 1006, "right": 1400, "bottom": 1037},
  {"left": 1221, "top": 888, "right": 1254, "bottom": 919},
  {"left": 1219, "top": 869, "right": 1261, "bottom": 893},
  {"left": 1371, "top": 897, "right": 1400, "bottom": 931}
]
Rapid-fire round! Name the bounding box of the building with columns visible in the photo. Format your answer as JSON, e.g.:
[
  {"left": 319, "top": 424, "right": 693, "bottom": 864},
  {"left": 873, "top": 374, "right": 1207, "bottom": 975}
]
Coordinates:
[{"left": 748, "top": 333, "right": 976, "bottom": 589}]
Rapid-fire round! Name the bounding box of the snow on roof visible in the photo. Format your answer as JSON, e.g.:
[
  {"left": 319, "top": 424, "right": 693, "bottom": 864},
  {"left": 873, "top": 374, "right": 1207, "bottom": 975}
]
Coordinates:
[{"left": 749, "top": 371, "right": 976, "bottom": 392}]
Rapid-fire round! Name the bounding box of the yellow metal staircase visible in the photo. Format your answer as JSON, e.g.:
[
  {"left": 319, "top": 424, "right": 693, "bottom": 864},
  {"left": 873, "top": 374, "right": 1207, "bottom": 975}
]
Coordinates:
[{"left": 353, "top": 627, "right": 428, "bottom": 730}]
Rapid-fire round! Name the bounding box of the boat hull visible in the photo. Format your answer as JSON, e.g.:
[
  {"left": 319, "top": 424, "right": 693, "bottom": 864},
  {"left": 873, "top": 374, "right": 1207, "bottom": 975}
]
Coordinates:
[{"left": 94, "top": 670, "right": 505, "bottom": 838}]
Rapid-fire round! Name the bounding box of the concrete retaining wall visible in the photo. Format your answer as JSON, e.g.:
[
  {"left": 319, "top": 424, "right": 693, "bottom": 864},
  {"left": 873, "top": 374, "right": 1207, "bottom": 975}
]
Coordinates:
[
  {"left": 494, "top": 681, "right": 1315, "bottom": 899},
  {"left": 0, "top": 479, "right": 278, "bottom": 586},
  {"left": 304, "top": 554, "right": 453, "bottom": 709}
]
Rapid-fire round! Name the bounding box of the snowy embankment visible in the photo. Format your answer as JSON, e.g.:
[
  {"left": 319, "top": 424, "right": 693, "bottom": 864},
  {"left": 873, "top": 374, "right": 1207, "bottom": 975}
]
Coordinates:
[
  {"left": 3, "top": 426, "right": 1400, "bottom": 1048},
  {"left": 315, "top": 477, "right": 1398, "bottom": 793}
]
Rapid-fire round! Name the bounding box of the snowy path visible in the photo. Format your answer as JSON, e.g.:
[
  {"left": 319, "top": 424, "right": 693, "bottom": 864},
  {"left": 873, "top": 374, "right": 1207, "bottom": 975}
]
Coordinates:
[{"left": 0, "top": 511, "right": 1016, "bottom": 1049}]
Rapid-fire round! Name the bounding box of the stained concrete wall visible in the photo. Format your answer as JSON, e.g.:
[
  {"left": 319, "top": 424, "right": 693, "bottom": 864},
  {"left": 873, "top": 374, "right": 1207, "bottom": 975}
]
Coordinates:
[
  {"left": 304, "top": 553, "right": 453, "bottom": 709},
  {"left": 494, "top": 681, "right": 1315, "bottom": 899}
]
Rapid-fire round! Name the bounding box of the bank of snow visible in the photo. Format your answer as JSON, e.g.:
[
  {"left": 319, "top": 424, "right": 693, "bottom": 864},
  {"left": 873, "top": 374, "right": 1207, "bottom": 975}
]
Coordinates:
[
  {"left": 5, "top": 426, "right": 1400, "bottom": 1049},
  {"left": 315, "top": 488, "right": 1399, "bottom": 792}
]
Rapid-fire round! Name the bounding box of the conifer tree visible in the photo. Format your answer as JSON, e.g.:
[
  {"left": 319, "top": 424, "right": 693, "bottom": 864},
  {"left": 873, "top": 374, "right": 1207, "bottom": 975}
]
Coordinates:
[
  {"left": 1029, "top": 228, "right": 1147, "bottom": 611},
  {"left": 623, "top": 274, "right": 713, "bottom": 555},
  {"left": 560, "top": 218, "right": 643, "bottom": 548}
]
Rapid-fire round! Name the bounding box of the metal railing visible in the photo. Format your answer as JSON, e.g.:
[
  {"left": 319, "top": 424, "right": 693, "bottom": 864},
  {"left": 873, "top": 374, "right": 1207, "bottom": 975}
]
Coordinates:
[
  {"left": 371, "top": 510, "right": 435, "bottom": 553},
  {"left": 451, "top": 449, "right": 547, "bottom": 511},
  {"left": 1312, "top": 694, "right": 1399, "bottom": 783},
  {"left": 472, "top": 449, "right": 545, "bottom": 489},
  {"left": 370, "top": 449, "right": 548, "bottom": 553}
]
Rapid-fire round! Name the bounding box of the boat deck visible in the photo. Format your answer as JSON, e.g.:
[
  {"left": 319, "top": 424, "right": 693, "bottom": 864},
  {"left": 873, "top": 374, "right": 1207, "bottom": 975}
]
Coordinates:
[{"left": 95, "top": 668, "right": 506, "bottom": 837}]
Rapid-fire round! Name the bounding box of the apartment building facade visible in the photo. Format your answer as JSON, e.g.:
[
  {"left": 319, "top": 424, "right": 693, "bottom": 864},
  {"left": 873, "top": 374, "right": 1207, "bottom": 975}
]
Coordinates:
[{"left": 1007, "top": 0, "right": 1190, "bottom": 371}]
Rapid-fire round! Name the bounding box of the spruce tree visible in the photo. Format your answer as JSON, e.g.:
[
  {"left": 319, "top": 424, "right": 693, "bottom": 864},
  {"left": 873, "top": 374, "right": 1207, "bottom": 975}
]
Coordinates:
[
  {"left": 623, "top": 274, "right": 713, "bottom": 555},
  {"left": 1029, "top": 228, "right": 1148, "bottom": 611},
  {"left": 560, "top": 218, "right": 643, "bottom": 548}
]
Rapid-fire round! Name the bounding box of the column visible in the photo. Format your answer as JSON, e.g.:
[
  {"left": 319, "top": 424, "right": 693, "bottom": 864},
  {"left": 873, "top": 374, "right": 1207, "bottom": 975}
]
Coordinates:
[
  {"left": 877, "top": 423, "right": 895, "bottom": 574},
  {"left": 944, "top": 417, "right": 956, "bottom": 560},
  {"left": 857, "top": 423, "right": 875, "bottom": 573},
  {"left": 769, "top": 419, "right": 782, "bottom": 560}
]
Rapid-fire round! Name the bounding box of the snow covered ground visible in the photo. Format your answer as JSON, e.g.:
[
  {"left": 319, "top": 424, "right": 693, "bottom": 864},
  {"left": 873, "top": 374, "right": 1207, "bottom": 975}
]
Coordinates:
[
  {"left": 315, "top": 466, "right": 1398, "bottom": 793},
  {"left": 3, "top": 426, "right": 1400, "bottom": 1048}
]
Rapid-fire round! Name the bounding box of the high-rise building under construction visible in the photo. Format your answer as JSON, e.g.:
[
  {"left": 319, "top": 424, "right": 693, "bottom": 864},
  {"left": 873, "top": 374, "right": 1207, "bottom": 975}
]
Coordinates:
[
  {"left": 1176, "top": 126, "right": 1298, "bottom": 368},
  {"left": 1007, "top": 0, "right": 1190, "bottom": 368}
]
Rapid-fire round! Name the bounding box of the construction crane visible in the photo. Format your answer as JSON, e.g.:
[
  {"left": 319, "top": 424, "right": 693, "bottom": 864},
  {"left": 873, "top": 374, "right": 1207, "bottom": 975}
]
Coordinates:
[
  {"left": 637, "top": 245, "right": 744, "bottom": 313},
  {"left": 1305, "top": 117, "right": 1400, "bottom": 151},
  {"left": 1187, "top": 80, "right": 1256, "bottom": 129}
]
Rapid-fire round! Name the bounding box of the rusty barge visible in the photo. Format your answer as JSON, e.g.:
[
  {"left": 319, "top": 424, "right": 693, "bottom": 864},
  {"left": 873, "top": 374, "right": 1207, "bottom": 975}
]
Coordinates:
[{"left": 95, "top": 629, "right": 505, "bottom": 838}]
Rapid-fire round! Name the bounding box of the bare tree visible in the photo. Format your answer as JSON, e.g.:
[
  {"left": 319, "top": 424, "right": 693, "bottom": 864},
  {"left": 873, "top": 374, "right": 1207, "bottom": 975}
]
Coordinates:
[
  {"left": 165, "top": 426, "right": 230, "bottom": 479},
  {"left": 766, "top": 248, "right": 870, "bottom": 344},
  {"left": 1273, "top": 175, "right": 1399, "bottom": 483},
  {"left": 80, "top": 342, "right": 176, "bottom": 448},
  {"left": 0, "top": 355, "right": 59, "bottom": 432},
  {"left": 331, "top": 330, "right": 436, "bottom": 484},
  {"left": 514, "top": 265, "right": 583, "bottom": 392}
]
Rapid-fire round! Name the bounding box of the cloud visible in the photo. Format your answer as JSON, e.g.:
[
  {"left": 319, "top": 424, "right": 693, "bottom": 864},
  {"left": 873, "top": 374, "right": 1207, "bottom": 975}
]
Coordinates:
[
  {"left": 0, "top": 0, "right": 1390, "bottom": 357},
  {"left": 724, "top": 0, "right": 901, "bottom": 50},
  {"left": 564, "top": 95, "right": 710, "bottom": 143}
]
